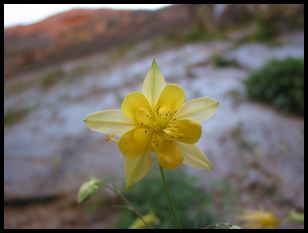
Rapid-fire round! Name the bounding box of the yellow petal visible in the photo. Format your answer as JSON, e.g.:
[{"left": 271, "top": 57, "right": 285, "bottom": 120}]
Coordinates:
[
  {"left": 119, "top": 127, "right": 151, "bottom": 158},
  {"left": 175, "top": 119, "right": 202, "bottom": 144},
  {"left": 176, "top": 97, "right": 219, "bottom": 122},
  {"left": 83, "top": 109, "right": 135, "bottom": 136},
  {"left": 129, "top": 212, "right": 160, "bottom": 229},
  {"left": 135, "top": 107, "right": 151, "bottom": 126},
  {"left": 239, "top": 210, "right": 279, "bottom": 228},
  {"left": 176, "top": 142, "right": 213, "bottom": 169},
  {"left": 125, "top": 150, "right": 152, "bottom": 189},
  {"left": 142, "top": 58, "right": 166, "bottom": 107},
  {"left": 121, "top": 92, "right": 151, "bottom": 121},
  {"left": 156, "top": 84, "right": 185, "bottom": 112},
  {"left": 151, "top": 136, "right": 183, "bottom": 169}
]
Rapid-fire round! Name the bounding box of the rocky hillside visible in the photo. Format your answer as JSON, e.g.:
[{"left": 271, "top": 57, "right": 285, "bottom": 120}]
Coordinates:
[
  {"left": 4, "top": 4, "right": 303, "bottom": 77},
  {"left": 4, "top": 5, "right": 195, "bottom": 77}
]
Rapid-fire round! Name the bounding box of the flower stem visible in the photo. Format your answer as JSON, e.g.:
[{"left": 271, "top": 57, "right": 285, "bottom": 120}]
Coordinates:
[
  {"left": 159, "top": 165, "right": 183, "bottom": 229},
  {"left": 105, "top": 184, "right": 153, "bottom": 229}
]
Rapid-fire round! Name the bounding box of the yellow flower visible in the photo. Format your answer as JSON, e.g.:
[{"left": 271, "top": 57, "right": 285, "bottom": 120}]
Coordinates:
[
  {"left": 129, "top": 212, "right": 160, "bottom": 229},
  {"left": 84, "top": 58, "right": 219, "bottom": 188},
  {"left": 239, "top": 209, "right": 280, "bottom": 229}
]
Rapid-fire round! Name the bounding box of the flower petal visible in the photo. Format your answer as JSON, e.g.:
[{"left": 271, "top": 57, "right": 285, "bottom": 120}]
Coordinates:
[
  {"left": 175, "top": 119, "right": 202, "bottom": 144},
  {"left": 151, "top": 136, "right": 183, "bottom": 169},
  {"left": 83, "top": 109, "right": 135, "bottom": 136},
  {"left": 156, "top": 84, "right": 185, "bottom": 112},
  {"left": 125, "top": 150, "right": 152, "bottom": 189},
  {"left": 142, "top": 58, "right": 166, "bottom": 107},
  {"left": 176, "top": 142, "right": 213, "bottom": 169},
  {"left": 119, "top": 127, "right": 151, "bottom": 158},
  {"left": 135, "top": 107, "right": 151, "bottom": 126},
  {"left": 176, "top": 97, "right": 219, "bottom": 122},
  {"left": 121, "top": 92, "right": 151, "bottom": 121}
]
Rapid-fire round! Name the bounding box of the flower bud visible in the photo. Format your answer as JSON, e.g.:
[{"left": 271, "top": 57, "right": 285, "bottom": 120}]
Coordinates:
[{"left": 77, "top": 178, "right": 102, "bottom": 204}]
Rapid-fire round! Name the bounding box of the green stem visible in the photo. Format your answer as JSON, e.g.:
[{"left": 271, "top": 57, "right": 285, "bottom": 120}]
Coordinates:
[
  {"left": 159, "top": 165, "right": 183, "bottom": 229},
  {"left": 105, "top": 184, "right": 153, "bottom": 229}
]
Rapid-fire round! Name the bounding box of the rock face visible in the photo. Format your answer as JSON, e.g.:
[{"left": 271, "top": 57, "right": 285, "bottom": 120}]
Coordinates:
[
  {"left": 4, "top": 5, "right": 196, "bottom": 77},
  {"left": 213, "top": 4, "right": 304, "bottom": 28},
  {"left": 4, "top": 4, "right": 304, "bottom": 78}
]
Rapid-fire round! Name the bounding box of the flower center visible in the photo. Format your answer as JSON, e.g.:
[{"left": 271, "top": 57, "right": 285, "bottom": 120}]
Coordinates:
[
  {"left": 152, "top": 106, "right": 177, "bottom": 132},
  {"left": 136, "top": 106, "right": 182, "bottom": 145}
]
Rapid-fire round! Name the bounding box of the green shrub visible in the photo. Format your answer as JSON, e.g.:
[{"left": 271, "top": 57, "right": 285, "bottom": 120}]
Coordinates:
[
  {"left": 253, "top": 11, "right": 304, "bottom": 42},
  {"left": 165, "top": 19, "right": 228, "bottom": 45},
  {"left": 245, "top": 57, "right": 304, "bottom": 116},
  {"left": 116, "top": 166, "right": 215, "bottom": 229},
  {"left": 4, "top": 108, "right": 31, "bottom": 126},
  {"left": 254, "top": 16, "right": 279, "bottom": 42},
  {"left": 210, "top": 54, "right": 240, "bottom": 68},
  {"left": 40, "top": 68, "right": 65, "bottom": 88}
]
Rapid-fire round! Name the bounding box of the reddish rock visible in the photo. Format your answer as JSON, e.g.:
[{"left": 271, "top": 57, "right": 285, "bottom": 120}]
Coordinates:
[{"left": 4, "top": 5, "right": 196, "bottom": 77}]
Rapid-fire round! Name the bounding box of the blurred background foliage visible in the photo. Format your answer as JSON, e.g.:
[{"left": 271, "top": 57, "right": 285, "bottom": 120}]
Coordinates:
[{"left": 245, "top": 57, "right": 304, "bottom": 116}]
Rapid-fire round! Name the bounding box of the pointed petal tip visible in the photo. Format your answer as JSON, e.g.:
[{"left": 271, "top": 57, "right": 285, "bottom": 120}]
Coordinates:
[
  {"left": 83, "top": 114, "right": 90, "bottom": 122},
  {"left": 151, "top": 58, "right": 160, "bottom": 69},
  {"left": 200, "top": 162, "right": 214, "bottom": 170},
  {"left": 124, "top": 183, "right": 131, "bottom": 191},
  {"left": 210, "top": 98, "right": 220, "bottom": 107},
  {"left": 125, "top": 179, "right": 137, "bottom": 191},
  {"left": 83, "top": 113, "right": 94, "bottom": 123},
  {"left": 204, "top": 159, "right": 214, "bottom": 169},
  {"left": 199, "top": 162, "right": 214, "bottom": 170},
  {"left": 152, "top": 57, "right": 157, "bottom": 65}
]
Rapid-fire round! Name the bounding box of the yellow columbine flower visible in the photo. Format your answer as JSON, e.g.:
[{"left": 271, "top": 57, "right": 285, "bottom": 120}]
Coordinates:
[
  {"left": 84, "top": 58, "right": 219, "bottom": 188},
  {"left": 239, "top": 209, "right": 280, "bottom": 229}
]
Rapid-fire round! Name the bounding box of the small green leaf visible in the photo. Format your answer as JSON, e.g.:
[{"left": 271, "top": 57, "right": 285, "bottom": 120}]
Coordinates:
[{"left": 77, "top": 178, "right": 102, "bottom": 204}]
